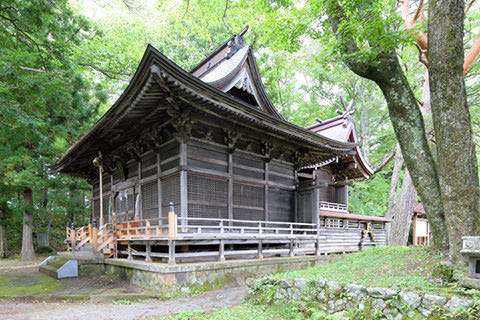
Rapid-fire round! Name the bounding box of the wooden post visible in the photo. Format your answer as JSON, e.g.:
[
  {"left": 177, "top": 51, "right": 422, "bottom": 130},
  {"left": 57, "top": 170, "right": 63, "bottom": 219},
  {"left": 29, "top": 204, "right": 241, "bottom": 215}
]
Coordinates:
[
  {"left": 157, "top": 152, "right": 162, "bottom": 219},
  {"left": 316, "top": 216, "right": 321, "bottom": 256},
  {"left": 88, "top": 220, "right": 93, "bottom": 243},
  {"left": 93, "top": 219, "right": 98, "bottom": 253},
  {"left": 71, "top": 223, "right": 76, "bottom": 252},
  {"left": 168, "top": 202, "right": 177, "bottom": 239},
  {"left": 145, "top": 241, "right": 152, "bottom": 262},
  {"left": 127, "top": 241, "right": 132, "bottom": 260},
  {"left": 258, "top": 222, "right": 263, "bottom": 259},
  {"left": 264, "top": 161, "right": 269, "bottom": 221},
  {"left": 219, "top": 240, "right": 225, "bottom": 261},
  {"left": 289, "top": 239, "right": 294, "bottom": 257},
  {"left": 179, "top": 142, "right": 188, "bottom": 231},
  {"left": 66, "top": 223, "right": 70, "bottom": 251},
  {"left": 168, "top": 240, "right": 176, "bottom": 264},
  {"left": 228, "top": 153, "right": 233, "bottom": 223}
]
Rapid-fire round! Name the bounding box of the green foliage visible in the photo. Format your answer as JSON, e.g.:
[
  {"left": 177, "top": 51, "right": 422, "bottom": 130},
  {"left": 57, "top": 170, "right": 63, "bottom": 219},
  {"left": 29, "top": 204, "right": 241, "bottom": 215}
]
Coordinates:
[{"left": 273, "top": 247, "right": 469, "bottom": 296}]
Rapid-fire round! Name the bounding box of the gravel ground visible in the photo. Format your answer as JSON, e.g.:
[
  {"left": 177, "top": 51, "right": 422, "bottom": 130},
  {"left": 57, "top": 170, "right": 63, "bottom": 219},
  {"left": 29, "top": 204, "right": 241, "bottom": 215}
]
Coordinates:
[{"left": 0, "top": 286, "right": 246, "bottom": 320}]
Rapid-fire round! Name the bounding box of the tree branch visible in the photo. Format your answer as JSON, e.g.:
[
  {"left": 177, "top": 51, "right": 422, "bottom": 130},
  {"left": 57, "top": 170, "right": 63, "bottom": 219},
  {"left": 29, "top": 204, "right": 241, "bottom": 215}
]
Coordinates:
[
  {"left": 78, "top": 63, "right": 132, "bottom": 80},
  {"left": 465, "top": 0, "right": 476, "bottom": 13},
  {"left": 412, "top": 0, "right": 423, "bottom": 23},
  {"left": 372, "top": 144, "right": 396, "bottom": 173},
  {"left": 464, "top": 35, "right": 480, "bottom": 74}
]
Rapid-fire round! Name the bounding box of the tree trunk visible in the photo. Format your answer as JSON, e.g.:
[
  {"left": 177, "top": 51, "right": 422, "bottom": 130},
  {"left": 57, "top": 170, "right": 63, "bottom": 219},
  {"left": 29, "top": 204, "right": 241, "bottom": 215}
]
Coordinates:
[
  {"left": 21, "top": 188, "right": 35, "bottom": 260},
  {"left": 326, "top": 0, "right": 449, "bottom": 251},
  {"left": 0, "top": 202, "right": 8, "bottom": 258},
  {"left": 385, "top": 144, "right": 403, "bottom": 244},
  {"left": 373, "top": 59, "right": 449, "bottom": 251},
  {"left": 428, "top": 0, "right": 480, "bottom": 261},
  {"left": 390, "top": 169, "right": 417, "bottom": 246}
]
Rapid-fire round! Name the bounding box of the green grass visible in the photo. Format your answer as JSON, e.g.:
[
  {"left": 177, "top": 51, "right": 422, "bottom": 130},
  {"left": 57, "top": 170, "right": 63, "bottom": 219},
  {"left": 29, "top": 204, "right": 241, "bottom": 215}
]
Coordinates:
[
  {"left": 153, "top": 302, "right": 327, "bottom": 320},
  {"left": 0, "top": 274, "right": 62, "bottom": 298},
  {"left": 273, "top": 246, "right": 475, "bottom": 296}
]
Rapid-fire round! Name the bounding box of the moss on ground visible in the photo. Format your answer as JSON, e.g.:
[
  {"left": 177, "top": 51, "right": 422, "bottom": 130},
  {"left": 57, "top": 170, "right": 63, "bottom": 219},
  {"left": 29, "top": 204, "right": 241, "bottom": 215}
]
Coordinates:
[{"left": 0, "top": 274, "right": 62, "bottom": 298}]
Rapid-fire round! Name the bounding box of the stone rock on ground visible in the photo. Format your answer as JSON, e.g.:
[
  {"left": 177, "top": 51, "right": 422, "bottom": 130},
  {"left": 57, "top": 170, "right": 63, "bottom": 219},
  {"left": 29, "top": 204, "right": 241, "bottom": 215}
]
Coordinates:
[
  {"left": 366, "top": 287, "right": 398, "bottom": 300},
  {"left": 421, "top": 294, "right": 447, "bottom": 310},
  {"left": 398, "top": 290, "right": 422, "bottom": 309},
  {"left": 444, "top": 296, "right": 473, "bottom": 313}
]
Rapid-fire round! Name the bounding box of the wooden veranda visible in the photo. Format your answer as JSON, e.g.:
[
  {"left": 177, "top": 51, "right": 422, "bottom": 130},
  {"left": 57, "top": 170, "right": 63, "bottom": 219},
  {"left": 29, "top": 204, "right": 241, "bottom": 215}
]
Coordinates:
[{"left": 66, "top": 203, "right": 387, "bottom": 264}]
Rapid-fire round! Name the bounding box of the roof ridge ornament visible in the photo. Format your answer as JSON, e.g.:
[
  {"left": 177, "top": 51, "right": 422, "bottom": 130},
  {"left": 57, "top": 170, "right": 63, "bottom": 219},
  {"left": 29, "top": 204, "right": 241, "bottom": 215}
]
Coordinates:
[
  {"left": 225, "top": 26, "right": 248, "bottom": 59},
  {"left": 337, "top": 95, "right": 355, "bottom": 127}
]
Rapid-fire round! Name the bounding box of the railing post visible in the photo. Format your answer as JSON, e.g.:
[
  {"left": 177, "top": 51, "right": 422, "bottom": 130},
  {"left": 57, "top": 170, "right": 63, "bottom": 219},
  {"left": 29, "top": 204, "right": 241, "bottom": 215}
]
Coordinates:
[
  {"left": 71, "top": 223, "right": 76, "bottom": 252},
  {"left": 220, "top": 220, "right": 224, "bottom": 234},
  {"left": 66, "top": 223, "right": 70, "bottom": 251},
  {"left": 93, "top": 219, "right": 98, "bottom": 253},
  {"left": 88, "top": 219, "right": 93, "bottom": 243},
  {"left": 127, "top": 241, "right": 132, "bottom": 260},
  {"left": 258, "top": 222, "right": 263, "bottom": 259},
  {"left": 219, "top": 239, "right": 225, "bottom": 262},
  {"left": 168, "top": 202, "right": 177, "bottom": 239},
  {"left": 290, "top": 223, "right": 293, "bottom": 235},
  {"left": 316, "top": 217, "right": 321, "bottom": 256}
]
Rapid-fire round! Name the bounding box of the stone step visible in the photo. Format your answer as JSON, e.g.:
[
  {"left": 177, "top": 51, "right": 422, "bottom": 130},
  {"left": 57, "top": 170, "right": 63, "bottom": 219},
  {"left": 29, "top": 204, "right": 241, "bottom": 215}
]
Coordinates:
[
  {"left": 39, "top": 264, "right": 58, "bottom": 278},
  {"left": 47, "top": 259, "right": 66, "bottom": 269}
]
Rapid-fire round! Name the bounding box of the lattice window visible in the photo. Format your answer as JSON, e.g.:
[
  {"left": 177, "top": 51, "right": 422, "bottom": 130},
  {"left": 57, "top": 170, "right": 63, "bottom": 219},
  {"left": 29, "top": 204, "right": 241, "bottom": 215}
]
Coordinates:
[
  {"left": 268, "top": 188, "right": 294, "bottom": 222},
  {"left": 233, "top": 153, "right": 264, "bottom": 169},
  {"left": 92, "top": 199, "right": 100, "bottom": 223},
  {"left": 233, "top": 166, "right": 264, "bottom": 180},
  {"left": 233, "top": 207, "right": 264, "bottom": 221},
  {"left": 162, "top": 174, "right": 180, "bottom": 207},
  {"left": 188, "top": 204, "right": 228, "bottom": 223},
  {"left": 188, "top": 174, "right": 227, "bottom": 203},
  {"left": 233, "top": 183, "right": 264, "bottom": 208},
  {"left": 142, "top": 181, "right": 158, "bottom": 220}
]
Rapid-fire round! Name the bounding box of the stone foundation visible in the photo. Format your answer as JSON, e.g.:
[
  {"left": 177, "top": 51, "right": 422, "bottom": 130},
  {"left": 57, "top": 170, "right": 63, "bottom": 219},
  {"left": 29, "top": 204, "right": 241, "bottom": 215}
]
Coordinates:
[
  {"left": 247, "top": 278, "right": 479, "bottom": 319},
  {"left": 57, "top": 253, "right": 335, "bottom": 298}
]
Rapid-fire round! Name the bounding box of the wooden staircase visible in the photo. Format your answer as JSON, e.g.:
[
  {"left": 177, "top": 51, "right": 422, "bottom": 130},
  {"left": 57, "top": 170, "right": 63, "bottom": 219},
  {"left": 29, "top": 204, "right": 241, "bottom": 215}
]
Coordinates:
[{"left": 66, "top": 222, "right": 115, "bottom": 259}]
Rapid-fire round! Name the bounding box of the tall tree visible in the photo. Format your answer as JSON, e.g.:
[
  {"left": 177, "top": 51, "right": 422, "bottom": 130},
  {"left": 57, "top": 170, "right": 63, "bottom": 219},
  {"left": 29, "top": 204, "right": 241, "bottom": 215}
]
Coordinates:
[
  {"left": 265, "top": 0, "right": 480, "bottom": 259},
  {"left": 0, "top": 0, "right": 105, "bottom": 259},
  {"left": 428, "top": 0, "right": 480, "bottom": 259}
]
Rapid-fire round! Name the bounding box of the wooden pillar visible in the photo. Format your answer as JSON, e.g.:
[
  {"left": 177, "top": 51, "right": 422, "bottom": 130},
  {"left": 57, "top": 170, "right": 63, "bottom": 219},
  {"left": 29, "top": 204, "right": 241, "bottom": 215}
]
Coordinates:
[
  {"left": 157, "top": 153, "right": 162, "bottom": 219},
  {"left": 88, "top": 221, "right": 93, "bottom": 243},
  {"left": 289, "top": 239, "right": 294, "bottom": 257},
  {"left": 219, "top": 240, "right": 225, "bottom": 262},
  {"left": 168, "top": 203, "right": 177, "bottom": 238},
  {"left": 137, "top": 160, "right": 142, "bottom": 220},
  {"left": 179, "top": 142, "right": 188, "bottom": 231},
  {"left": 145, "top": 241, "right": 152, "bottom": 262},
  {"left": 127, "top": 241, "right": 132, "bottom": 260},
  {"left": 258, "top": 222, "right": 263, "bottom": 259},
  {"left": 316, "top": 217, "right": 321, "bottom": 256},
  {"left": 168, "top": 240, "right": 176, "bottom": 264},
  {"left": 93, "top": 222, "right": 98, "bottom": 253},
  {"left": 264, "top": 161, "right": 269, "bottom": 221},
  {"left": 228, "top": 152, "right": 233, "bottom": 222}
]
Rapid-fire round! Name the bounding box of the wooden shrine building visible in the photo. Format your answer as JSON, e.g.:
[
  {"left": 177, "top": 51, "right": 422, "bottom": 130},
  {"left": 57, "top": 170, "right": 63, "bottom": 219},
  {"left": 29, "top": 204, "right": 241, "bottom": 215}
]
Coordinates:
[{"left": 54, "top": 29, "right": 388, "bottom": 263}]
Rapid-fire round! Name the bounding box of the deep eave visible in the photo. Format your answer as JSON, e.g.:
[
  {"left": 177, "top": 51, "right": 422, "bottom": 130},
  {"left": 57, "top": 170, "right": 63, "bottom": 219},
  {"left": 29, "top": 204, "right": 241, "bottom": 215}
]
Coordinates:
[{"left": 53, "top": 45, "right": 356, "bottom": 176}]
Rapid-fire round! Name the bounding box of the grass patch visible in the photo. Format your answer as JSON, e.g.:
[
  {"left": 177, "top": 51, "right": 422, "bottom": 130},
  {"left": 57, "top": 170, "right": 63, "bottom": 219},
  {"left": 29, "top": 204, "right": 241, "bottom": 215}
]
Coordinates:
[
  {"left": 153, "top": 303, "right": 311, "bottom": 320},
  {"left": 0, "top": 274, "right": 62, "bottom": 298},
  {"left": 273, "top": 246, "right": 474, "bottom": 296}
]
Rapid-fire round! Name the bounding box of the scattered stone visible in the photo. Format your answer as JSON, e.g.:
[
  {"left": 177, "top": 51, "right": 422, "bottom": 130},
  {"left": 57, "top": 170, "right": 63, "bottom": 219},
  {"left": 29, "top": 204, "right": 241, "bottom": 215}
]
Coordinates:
[
  {"left": 398, "top": 290, "right": 421, "bottom": 309},
  {"left": 459, "top": 277, "right": 480, "bottom": 290},
  {"left": 245, "top": 278, "right": 261, "bottom": 289},
  {"left": 326, "top": 281, "right": 343, "bottom": 295},
  {"left": 345, "top": 284, "right": 366, "bottom": 301},
  {"left": 421, "top": 294, "right": 447, "bottom": 310},
  {"left": 313, "top": 279, "right": 326, "bottom": 289},
  {"left": 372, "top": 298, "right": 387, "bottom": 311},
  {"left": 418, "top": 307, "right": 431, "bottom": 318},
  {"left": 293, "top": 278, "right": 309, "bottom": 291},
  {"left": 366, "top": 287, "right": 398, "bottom": 299},
  {"left": 278, "top": 279, "right": 292, "bottom": 289},
  {"left": 444, "top": 296, "right": 473, "bottom": 313}
]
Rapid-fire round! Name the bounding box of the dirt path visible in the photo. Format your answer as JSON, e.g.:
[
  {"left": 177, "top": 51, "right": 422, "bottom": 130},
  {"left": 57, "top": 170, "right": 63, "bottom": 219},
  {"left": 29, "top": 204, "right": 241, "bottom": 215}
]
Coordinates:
[{"left": 0, "top": 286, "right": 247, "bottom": 320}]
